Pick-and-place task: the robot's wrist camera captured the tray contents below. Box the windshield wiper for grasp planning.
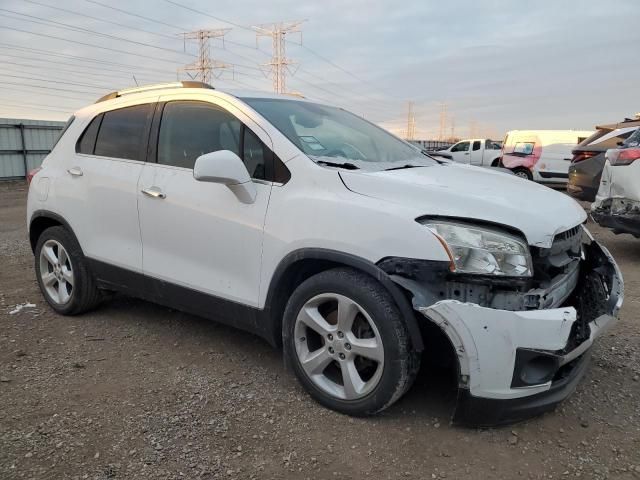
[316,160,360,170]
[384,164,425,171]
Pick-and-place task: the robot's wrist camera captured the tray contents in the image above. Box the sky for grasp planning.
[0,0,638,139]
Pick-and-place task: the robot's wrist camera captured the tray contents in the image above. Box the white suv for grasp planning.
[27,82,623,426]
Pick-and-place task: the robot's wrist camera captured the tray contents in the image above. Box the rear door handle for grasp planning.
[67,167,83,177]
[141,186,166,199]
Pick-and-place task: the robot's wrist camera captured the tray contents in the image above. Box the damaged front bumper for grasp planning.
[591,197,640,237]
[386,237,623,427]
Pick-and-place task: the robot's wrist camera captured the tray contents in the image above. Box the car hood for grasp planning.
[340,164,586,248]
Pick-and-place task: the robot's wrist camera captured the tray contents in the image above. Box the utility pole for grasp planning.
[181,29,230,84]
[437,103,447,141]
[405,101,416,141]
[450,116,455,141]
[254,21,304,93]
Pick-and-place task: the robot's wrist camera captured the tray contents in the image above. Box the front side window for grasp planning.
[157,101,241,169]
[451,141,470,152]
[94,104,152,161]
[242,98,435,171]
[243,128,267,179]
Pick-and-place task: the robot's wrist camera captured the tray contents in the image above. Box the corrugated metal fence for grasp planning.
[0,118,66,179]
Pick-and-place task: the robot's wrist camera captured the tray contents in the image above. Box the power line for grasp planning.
[162,0,255,32]
[0,86,99,102]
[85,0,190,31]
[1,101,74,114]
[0,25,186,65]
[296,43,401,100]
[19,0,180,41]
[0,53,167,80]
[0,43,176,75]
[0,9,195,58]
[0,81,100,96]
[0,73,112,91]
[0,61,162,88]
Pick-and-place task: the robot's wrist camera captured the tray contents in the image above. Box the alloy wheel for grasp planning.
[39,239,74,304]
[294,293,384,400]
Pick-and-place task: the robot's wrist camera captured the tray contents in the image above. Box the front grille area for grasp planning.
[532,225,594,350]
[532,225,582,284]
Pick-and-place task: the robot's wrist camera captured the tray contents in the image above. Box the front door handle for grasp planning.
[67,167,83,177]
[141,186,166,199]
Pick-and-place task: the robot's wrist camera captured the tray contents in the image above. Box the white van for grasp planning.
[501,130,592,182]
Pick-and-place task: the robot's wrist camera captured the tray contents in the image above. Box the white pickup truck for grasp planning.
[438,138,502,167]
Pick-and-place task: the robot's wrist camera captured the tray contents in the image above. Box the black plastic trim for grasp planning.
[539,171,569,179]
[86,259,271,343]
[453,352,591,427]
[29,210,79,253]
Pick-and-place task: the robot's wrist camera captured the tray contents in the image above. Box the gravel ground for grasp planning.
[1,180,639,480]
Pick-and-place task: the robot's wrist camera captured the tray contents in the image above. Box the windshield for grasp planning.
[242,98,436,171]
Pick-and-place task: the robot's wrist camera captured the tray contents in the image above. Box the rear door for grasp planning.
[469,140,483,166]
[62,101,155,272]
[137,96,273,307]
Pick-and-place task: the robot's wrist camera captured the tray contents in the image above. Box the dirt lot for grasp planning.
[1,181,639,480]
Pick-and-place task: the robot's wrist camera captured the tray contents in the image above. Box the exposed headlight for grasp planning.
[422,220,533,277]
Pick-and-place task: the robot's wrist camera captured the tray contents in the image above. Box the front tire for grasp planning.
[34,226,102,315]
[283,268,420,416]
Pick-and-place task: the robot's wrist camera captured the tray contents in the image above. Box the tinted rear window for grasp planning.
[94,104,153,160]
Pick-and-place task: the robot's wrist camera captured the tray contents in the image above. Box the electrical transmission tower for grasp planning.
[405,101,416,140]
[181,29,230,85]
[254,21,304,93]
[437,103,448,141]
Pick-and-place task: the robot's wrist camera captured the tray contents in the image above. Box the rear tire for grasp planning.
[513,167,533,180]
[283,267,420,416]
[34,226,102,315]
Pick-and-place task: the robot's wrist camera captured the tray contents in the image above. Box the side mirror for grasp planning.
[193,150,257,204]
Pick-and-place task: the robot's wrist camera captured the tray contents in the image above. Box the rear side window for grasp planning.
[94,104,153,160]
[472,140,481,151]
[76,114,102,154]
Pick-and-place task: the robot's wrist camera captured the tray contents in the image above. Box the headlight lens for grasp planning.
[422,220,533,277]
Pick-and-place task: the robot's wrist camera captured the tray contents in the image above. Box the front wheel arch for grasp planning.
[263,249,425,352]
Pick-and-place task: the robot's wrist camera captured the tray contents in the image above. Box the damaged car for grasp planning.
[592,127,640,237]
[27,82,623,427]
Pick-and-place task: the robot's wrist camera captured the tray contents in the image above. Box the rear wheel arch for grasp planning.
[29,211,80,253]
[263,249,424,351]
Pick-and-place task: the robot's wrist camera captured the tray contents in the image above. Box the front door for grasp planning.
[137,98,273,308]
[449,141,470,163]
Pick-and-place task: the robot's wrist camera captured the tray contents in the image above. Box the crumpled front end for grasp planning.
[380,227,623,427]
[592,159,640,237]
